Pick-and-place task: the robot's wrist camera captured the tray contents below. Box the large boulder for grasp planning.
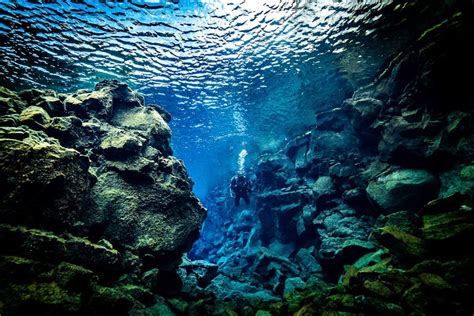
[85,169,205,269]
[306,130,359,163]
[0,128,92,230]
[110,106,171,156]
[378,116,454,168]
[366,169,439,213]
[0,80,206,279]
[343,97,383,131]
[19,106,51,130]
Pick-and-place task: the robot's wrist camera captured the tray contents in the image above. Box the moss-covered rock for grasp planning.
[3,282,82,314]
[324,293,404,315]
[362,280,394,298]
[374,210,422,236]
[34,95,66,116]
[0,224,121,276]
[19,105,51,130]
[100,130,143,159]
[110,106,171,155]
[1,81,206,291]
[371,226,426,259]
[421,194,474,254]
[460,165,474,180]
[294,304,319,316]
[46,115,83,144]
[0,133,92,229]
[64,90,113,119]
[0,86,26,115]
[0,256,95,315]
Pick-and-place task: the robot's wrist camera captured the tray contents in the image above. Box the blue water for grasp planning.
[0,0,443,199]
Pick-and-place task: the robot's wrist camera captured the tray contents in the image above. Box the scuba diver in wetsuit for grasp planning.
[230,172,252,207]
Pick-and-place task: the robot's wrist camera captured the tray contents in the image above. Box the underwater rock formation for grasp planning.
[0,80,206,314]
[1,3,474,315]
[188,8,474,315]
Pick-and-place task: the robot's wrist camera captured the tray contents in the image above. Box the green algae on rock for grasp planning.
[0,80,206,314]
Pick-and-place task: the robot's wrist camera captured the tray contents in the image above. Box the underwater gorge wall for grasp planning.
[0,80,206,314]
[188,10,474,315]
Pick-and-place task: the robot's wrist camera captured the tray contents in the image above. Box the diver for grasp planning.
[230,172,252,207]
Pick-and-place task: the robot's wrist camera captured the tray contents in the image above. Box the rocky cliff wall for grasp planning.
[187,10,474,315]
[0,80,206,314]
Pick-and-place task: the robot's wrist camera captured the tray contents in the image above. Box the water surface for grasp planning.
[0,0,448,197]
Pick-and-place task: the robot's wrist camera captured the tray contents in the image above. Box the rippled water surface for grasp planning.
[0,0,449,197]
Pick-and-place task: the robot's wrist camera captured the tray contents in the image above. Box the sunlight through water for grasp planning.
[0,0,437,198]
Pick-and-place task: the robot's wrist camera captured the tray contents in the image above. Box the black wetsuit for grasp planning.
[230,175,251,207]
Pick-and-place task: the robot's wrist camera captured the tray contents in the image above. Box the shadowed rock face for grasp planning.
[0,80,206,313]
[186,8,474,315]
[1,80,206,265]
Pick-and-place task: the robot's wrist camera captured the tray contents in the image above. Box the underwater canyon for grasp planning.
[1,0,474,315]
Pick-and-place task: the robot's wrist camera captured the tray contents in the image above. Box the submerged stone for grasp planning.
[100,130,144,159]
[0,81,206,311]
[0,224,121,276]
[343,97,383,130]
[371,226,426,259]
[423,209,474,243]
[111,106,171,156]
[0,134,92,229]
[366,169,439,213]
[34,95,66,116]
[283,277,306,296]
[19,105,51,130]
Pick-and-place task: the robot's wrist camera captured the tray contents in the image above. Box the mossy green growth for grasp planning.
[340,257,394,288]
[325,294,356,310]
[283,276,329,314]
[19,106,51,129]
[100,131,143,158]
[422,208,474,241]
[41,261,96,290]
[0,86,18,99]
[168,298,189,313]
[363,280,394,298]
[224,309,239,316]
[418,273,451,290]
[0,255,36,267]
[294,304,319,316]
[0,87,25,115]
[0,255,53,282]
[460,165,474,180]
[371,226,426,257]
[7,282,81,313]
[352,249,387,269]
[418,11,462,42]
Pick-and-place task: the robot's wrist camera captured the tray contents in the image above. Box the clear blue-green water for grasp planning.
[0,0,442,198]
